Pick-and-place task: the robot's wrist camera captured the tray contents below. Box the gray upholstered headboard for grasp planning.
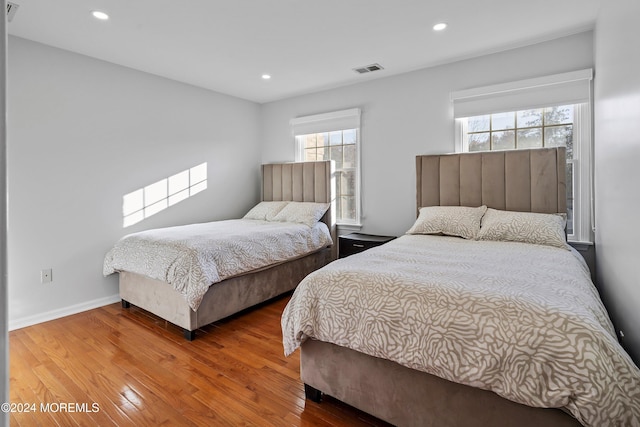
[416,147,566,214]
[262,161,333,204]
[261,161,336,252]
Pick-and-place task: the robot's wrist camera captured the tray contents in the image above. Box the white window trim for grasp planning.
[291,108,362,226]
[291,108,361,137]
[451,69,593,118]
[572,103,594,244]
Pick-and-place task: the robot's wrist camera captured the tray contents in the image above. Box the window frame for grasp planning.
[451,70,594,244]
[291,108,362,226]
[455,103,593,243]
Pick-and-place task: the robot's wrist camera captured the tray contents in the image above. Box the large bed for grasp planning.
[282,148,640,427]
[104,161,336,340]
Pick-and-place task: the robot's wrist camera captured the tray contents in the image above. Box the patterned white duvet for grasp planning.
[104,219,332,311]
[282,235,640,427]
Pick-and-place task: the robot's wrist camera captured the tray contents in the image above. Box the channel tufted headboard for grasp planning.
[416,147,566,215]
[261,160,336,255]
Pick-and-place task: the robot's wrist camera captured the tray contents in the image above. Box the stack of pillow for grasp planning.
[243,201,330,228]
[406,205,568,249]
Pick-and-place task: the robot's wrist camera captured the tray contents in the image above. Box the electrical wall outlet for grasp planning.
[41,268,52,283]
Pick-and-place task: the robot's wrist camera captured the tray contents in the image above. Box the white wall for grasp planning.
[594,1,640,363]
[261,32,594,237]
[7,37,262,327]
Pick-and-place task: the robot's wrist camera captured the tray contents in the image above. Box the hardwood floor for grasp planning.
[9,294,392,426]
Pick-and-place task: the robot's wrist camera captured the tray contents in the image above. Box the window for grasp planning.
[292,108,361,224]
[465,105,574,153]
[452,70,593,243]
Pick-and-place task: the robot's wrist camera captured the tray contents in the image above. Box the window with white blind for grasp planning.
[452,70,593,243]
[291,108,361,225]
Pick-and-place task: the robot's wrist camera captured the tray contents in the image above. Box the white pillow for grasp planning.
[406,205,487,240]
[271,202,330,227]
[243,201,289,221]
[477,208,568,249]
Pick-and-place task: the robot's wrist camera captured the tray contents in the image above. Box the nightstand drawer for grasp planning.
[339,233,395,258]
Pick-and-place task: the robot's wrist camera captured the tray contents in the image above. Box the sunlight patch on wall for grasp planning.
[123,163,207,227]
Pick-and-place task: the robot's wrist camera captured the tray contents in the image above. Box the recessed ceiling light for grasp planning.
[433,22,447,31]
[92,10,109,20]
[261,74,272,80]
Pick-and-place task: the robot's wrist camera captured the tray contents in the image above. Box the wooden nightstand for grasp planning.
[339,233,396,258]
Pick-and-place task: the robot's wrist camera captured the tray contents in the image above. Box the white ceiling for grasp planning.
[7,0,601,104]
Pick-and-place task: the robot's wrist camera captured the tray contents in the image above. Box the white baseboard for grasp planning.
[9,294,121,331]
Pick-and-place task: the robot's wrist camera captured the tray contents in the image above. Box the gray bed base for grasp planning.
[301,340,580,427]
[120,248,331,340]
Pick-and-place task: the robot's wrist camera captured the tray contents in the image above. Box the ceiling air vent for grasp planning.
[353,63,384,74]
[7,2,19,22]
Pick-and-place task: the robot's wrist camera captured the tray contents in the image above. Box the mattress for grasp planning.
[282,234,640,427]
[104,219,332,310]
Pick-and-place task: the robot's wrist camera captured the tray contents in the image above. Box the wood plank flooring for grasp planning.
[9,294,392,426]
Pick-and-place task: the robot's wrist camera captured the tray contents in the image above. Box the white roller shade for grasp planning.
[291,108,361,136]
[452,69,593,118]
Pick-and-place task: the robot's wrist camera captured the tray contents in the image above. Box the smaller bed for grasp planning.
[104,161,336,340]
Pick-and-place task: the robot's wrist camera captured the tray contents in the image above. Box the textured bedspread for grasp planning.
[282,235,640,427]
[104,219,332,310]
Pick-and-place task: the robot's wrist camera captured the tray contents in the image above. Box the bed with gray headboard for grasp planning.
[105,161,336,340]
[282,148,640,427]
